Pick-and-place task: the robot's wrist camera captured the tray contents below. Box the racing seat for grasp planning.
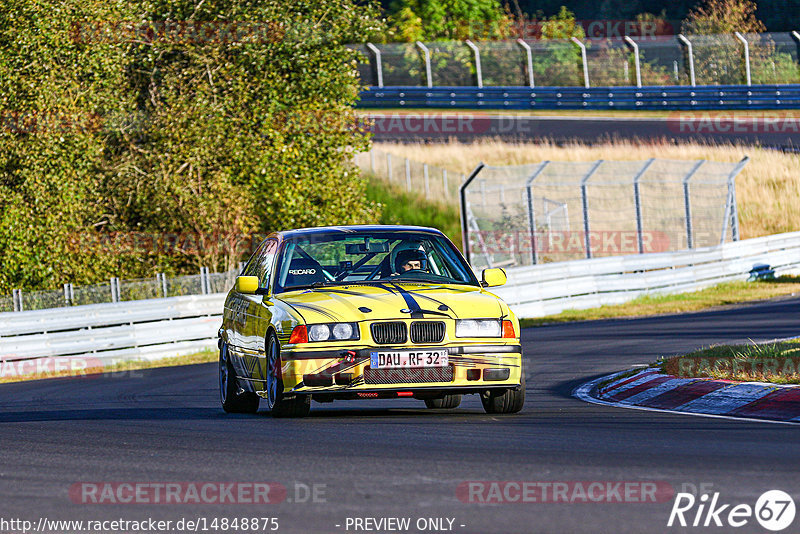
[284,257,325,287]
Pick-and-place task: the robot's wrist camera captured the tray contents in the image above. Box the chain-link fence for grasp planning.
[461,158,748,269]
[1,268,238,313]
[355,148,466,201]
[357,32,800,88]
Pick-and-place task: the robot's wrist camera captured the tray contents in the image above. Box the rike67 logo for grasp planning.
[668,490,796,531]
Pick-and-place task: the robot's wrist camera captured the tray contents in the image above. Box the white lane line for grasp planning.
[619,378,696,405]
[573,372,800,427]
[675,383,777,414]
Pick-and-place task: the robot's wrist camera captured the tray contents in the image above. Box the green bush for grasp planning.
[0,0,384,292]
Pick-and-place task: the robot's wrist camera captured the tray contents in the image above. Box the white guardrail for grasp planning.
[0,294,225,373]
[1,231,799,374]
[493,231,800,318]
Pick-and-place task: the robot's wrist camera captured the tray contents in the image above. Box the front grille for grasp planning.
[410,321,445,344]
[363,365,454,384]
[371,322,407,344]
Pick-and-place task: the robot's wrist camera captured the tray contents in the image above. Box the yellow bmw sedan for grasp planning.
[218,225,524,417]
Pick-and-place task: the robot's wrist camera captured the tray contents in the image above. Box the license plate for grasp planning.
[369,350,449,369]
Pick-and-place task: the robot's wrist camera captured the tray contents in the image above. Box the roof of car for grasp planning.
[274,225,445,240]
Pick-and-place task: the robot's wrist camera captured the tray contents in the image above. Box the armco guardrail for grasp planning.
[358,85,800,110]
[2,232,798,371]
[0,294,225,371]
[492,231,800,318]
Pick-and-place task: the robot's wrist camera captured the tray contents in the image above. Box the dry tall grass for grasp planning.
[374,140,800,239]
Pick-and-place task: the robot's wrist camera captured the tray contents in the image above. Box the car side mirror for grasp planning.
[236,275,259,294]
[481,268,507,288]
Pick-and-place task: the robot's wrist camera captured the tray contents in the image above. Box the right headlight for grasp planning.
[455,319,501,338]
[307,322,360,342]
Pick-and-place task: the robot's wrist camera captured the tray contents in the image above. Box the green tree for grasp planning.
[683,0,797,84]
[0,0,384,292]
[386,0,513,42]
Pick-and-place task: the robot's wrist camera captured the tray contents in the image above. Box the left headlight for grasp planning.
[455,319,501,338]
[307,322,360,342]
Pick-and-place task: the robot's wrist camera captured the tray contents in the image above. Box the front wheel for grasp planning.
[424,394,462,409]
[266,333,310,418]
[219,342,260,414]
[481,374,525,414]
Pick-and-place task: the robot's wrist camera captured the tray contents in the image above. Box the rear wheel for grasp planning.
[219,342,260,414]
[481,374,525,414]
[266,333,310,418]
[424,394,462,409]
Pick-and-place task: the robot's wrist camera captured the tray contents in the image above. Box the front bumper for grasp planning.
[280,343,523,395]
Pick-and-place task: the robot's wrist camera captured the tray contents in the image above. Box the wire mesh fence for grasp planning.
[2,268,239,313]
[462,158,747,269]
[359,32,800,88]
[355,148,467,201]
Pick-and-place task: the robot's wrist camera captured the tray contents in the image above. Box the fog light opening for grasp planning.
[483,368,510,381]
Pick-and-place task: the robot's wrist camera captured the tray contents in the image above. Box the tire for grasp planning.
[219,342,260,414]
[480,373,525,414]
[424,394,462,409]
[266,332,310,418]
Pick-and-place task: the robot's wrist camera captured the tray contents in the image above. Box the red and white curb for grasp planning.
[573,367,800,426]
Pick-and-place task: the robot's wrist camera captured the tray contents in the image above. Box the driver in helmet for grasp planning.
[394,248,427,274]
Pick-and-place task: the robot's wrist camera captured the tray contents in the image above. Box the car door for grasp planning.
[239,238,279,390]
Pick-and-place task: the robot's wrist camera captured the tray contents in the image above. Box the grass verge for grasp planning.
[365,175,462,248]
[0,349,217,384]
[659,339,800,384]
[519,276,800,327]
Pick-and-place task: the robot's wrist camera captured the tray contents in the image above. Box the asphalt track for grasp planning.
[1,296,799,534]
[368,113,800,147]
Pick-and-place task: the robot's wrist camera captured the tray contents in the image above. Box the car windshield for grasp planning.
[273,231,479,292]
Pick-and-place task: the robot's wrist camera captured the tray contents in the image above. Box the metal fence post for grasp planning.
[404,158,411,191]
[459,163,486,265]
[581,160,604,259]
[365,43,384,88]
[525,161,550,265]
[682,160,705,249]
[157,273,168,298]
[516,39,535,87]
[387,153,393,181]
[720,156,749,243]
[571,37,590,88]
[677,34,696,86]
[734,32,752,86]
[423,163,430,197]
[12,289,22,312]
[465,40,483,88]
[632,159,655,253]
[624,36,642,88]
[415,41,433,88]
[200,267,211,295]
[369,149,375,172]
[110,277,120,303]
[792,31,800,54]
[63,283,74,306]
